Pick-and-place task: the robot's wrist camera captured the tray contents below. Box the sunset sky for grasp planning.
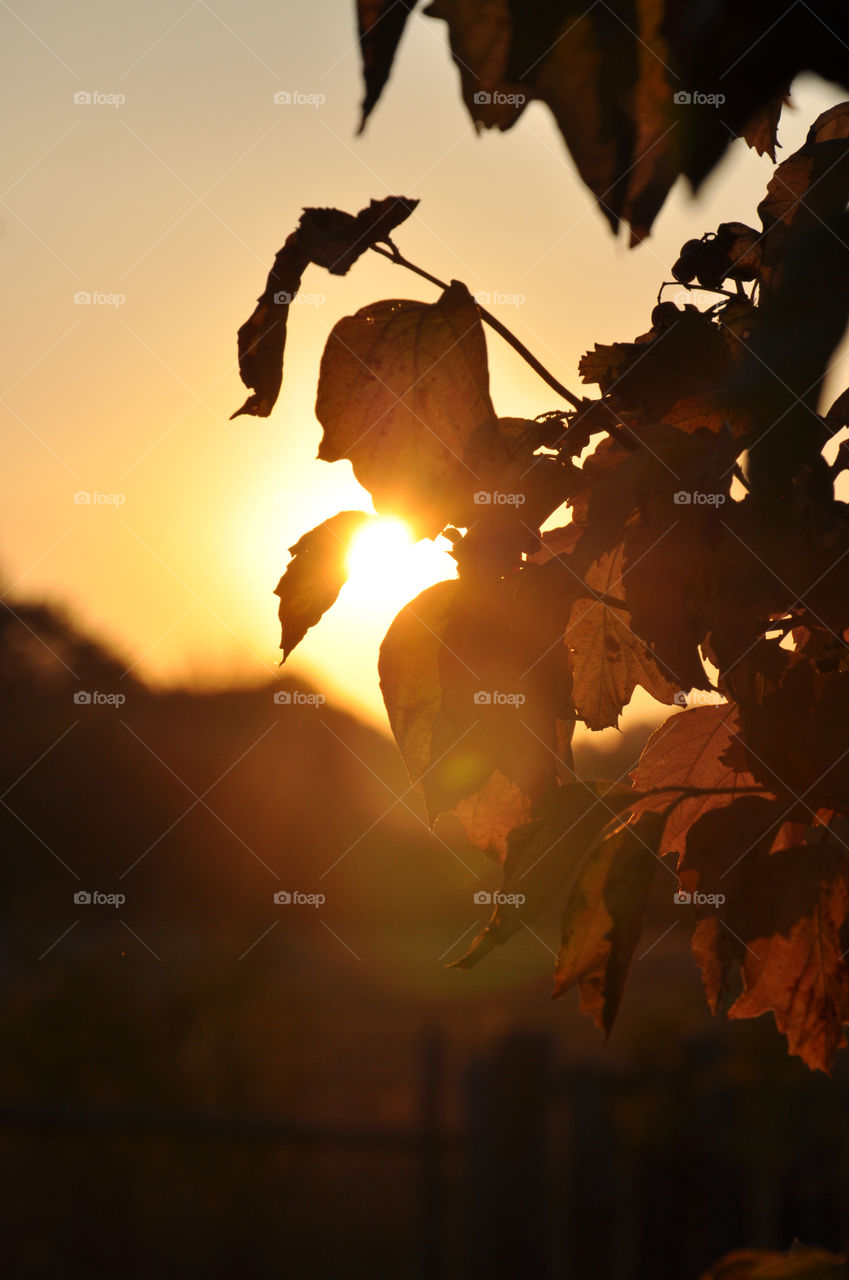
[3,0,847,726]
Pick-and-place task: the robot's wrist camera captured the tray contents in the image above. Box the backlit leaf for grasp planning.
[379,569,573,857]
[566,544,681,730]
[274,510,375,658]
[316,281,499,536]
[630,704,768,861]
[682,802,849,1072]
[451,780,637,969]
[553,810,663,1035]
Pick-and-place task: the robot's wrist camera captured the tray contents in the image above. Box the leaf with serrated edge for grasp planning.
[630,704,769,861]
[567,544,680,729]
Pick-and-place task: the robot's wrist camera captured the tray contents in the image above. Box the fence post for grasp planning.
[419,1031,445,1280]
[464,1030,552,1278]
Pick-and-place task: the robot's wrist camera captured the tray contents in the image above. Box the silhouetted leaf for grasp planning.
[274,510,374,658]
[737,660,849,812]
[380,580,542,855]
[680,796,797,1014]
[451,780,637,969]
[758,103,849,299]
[233,197,418,418]
[356,0,419,130]
[378,579,458,781]
[232,233,310,419]
[379,568,574,857]
[317,281,499,536]
[741,88,787,161]
[297,196,419,274]
[682,801,849,1072]
[406,2,849,240]
[579,305,754,437]
[553,811,664,1035]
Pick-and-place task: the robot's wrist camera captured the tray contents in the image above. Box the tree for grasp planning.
[231,4,849,1073]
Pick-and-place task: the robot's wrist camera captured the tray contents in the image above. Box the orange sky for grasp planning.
[3,1,847,727]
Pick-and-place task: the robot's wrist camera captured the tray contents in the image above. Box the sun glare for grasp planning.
[344,518,456,612]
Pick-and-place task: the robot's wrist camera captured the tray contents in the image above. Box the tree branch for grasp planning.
[370,241,583,410]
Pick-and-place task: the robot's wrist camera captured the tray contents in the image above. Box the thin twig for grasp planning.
[370,242,583,410]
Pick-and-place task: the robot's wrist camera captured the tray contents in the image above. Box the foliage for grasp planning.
[234,96,849,1071]
[699,1245,846,1279]
[356,0,849,242]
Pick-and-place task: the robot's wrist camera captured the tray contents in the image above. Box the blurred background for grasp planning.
[3,2,849,1277]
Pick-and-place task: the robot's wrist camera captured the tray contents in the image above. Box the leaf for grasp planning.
[630,703,767,861]
[356,0,419,131]
[745,105,849,482]
[758,103,849,298]
[682,805,849,1073]
[700,1245,847,1280]
[232,197,418,419]
[451,781,637,969]
[380,581,540,856]
[575,421,735,563]
[379,568,574,857]
[296,196,419,274]
[378,578,457,779]
[316,281,500,536]
[562,421,738,696]
[740,88,787,161]
[274,510,374,658]
[737,660,849,812]
[566,544,681,730]
[680,796,797,1014]
[415,3,849,241]
[553,811,663,1035]
[826,386,849,433]
[232,233,310,419]
[578,306,752,436]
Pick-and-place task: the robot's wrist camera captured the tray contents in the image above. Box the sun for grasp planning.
[344,517,456,612]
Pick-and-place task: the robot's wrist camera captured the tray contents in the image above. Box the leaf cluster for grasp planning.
[235,104,849,1070]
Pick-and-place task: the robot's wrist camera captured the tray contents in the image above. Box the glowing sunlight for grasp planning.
[343,518,456,613]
